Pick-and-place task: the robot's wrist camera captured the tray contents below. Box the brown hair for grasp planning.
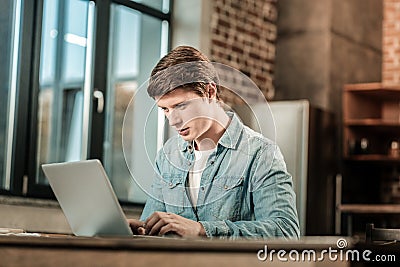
[147,46,220,99]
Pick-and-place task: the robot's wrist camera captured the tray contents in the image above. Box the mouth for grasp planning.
[178,127,190,136]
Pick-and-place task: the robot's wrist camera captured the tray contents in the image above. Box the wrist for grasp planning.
[198,222,206,236]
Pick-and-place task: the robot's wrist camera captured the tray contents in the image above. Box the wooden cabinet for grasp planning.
[339,82,400,235]
[343,82,400,160]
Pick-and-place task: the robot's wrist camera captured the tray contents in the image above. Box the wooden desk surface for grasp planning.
[0,234,352,251]
[0,235,353,267]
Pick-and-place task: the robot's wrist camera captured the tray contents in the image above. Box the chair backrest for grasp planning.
[235,100,310,235]
[366,223,400,243]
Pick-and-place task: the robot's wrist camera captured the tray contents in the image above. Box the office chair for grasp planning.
[366,223,400,243]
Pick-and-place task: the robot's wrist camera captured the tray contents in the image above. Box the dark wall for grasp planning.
[274,0,382,115]
[274,0,383,234]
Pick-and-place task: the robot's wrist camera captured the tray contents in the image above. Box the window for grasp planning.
[104,2,169,202]
[1,0,171,202]
[131,0,170,13]
[36,0,93,185]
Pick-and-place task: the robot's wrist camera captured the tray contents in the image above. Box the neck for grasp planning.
[194,110,230,151]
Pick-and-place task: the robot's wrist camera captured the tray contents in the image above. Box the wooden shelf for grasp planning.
[338,204,400,214]
[344,119,400,127]
[340,82,400,234]
[344,83,400,100]
[344,154,400,162]
[344,82,400,91]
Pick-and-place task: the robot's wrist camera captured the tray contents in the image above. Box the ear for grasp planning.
[206,82,217,99]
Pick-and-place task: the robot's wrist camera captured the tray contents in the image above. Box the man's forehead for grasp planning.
[156,89,200,103]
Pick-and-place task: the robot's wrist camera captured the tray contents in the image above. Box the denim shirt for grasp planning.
[140,112,300,238]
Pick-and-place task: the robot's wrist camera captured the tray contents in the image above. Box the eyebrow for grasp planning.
[157,100,188,110]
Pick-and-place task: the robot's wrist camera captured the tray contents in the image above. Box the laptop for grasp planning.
[42,159,134,237]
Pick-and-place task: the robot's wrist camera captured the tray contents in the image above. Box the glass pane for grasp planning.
[105,4,169,202]
[36,0,93,184]
[112,6,140,78]
[62,0,89,82]
[39,0,58,85]
[131,0,170,13]
[0,0,21,190]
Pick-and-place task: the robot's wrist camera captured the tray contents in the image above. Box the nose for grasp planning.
[166,109,182,128]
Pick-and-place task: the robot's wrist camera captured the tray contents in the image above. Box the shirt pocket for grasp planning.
[209,176,245,221]
[161,176,185,215]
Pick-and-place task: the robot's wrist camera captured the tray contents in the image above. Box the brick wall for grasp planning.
[383,0,400,85]
[210,0,277,103]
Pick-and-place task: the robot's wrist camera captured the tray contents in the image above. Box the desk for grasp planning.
[0,235,354,267]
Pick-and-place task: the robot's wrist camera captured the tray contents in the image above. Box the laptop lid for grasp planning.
[42,159,133,237]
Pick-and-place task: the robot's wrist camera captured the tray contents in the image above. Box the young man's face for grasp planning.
[156,88,214,142]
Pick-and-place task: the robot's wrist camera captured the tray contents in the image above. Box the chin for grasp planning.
[180,135,194,142]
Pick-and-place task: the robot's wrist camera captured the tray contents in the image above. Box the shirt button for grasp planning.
[201,187,205,191]
[169,182,172,186]
[224,185,228,190]
[187,162,191,166]
[210,161,215,165]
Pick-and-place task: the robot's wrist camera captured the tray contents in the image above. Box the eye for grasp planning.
[160,107,168,113]
[175,103,187,110]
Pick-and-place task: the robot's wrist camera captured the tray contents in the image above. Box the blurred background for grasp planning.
[0,0,399,238]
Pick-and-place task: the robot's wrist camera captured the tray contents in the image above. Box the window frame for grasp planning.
[4,0,172,200]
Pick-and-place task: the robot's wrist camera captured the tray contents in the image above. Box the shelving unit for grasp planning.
[337,82,400,235]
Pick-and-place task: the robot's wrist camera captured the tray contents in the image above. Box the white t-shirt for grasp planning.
[188,148,214,207]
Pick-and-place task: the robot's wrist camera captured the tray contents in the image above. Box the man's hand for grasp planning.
[144,211,206,237]
[127,219,146,235]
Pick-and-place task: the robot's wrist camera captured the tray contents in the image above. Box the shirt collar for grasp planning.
[179,112,243,152]
[218,112,243,149]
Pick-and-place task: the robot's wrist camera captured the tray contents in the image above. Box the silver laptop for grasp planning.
[42,159,134,237]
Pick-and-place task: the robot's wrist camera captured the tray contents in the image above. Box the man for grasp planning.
[128,46,300,238]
